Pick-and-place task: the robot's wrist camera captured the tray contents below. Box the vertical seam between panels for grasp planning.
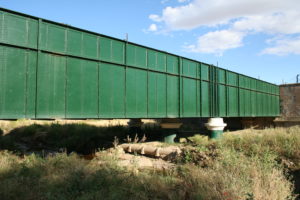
[65,56,68,118]
[1,12,4,42]
[146,49,149,118]
[124,41,127,118]
[165,55,167,118]
[196,63,198,117]
[199,63,202,117]
[24,50,28,117]
[26,18,29,48]
[97,36,100,118]
[64,28,68,118]
[237,75,240,117]
[35,19,41,119]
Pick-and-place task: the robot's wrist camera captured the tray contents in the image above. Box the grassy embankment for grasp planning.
[0,120,299,200]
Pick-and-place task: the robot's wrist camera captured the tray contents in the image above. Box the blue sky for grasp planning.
[1,0,299,84]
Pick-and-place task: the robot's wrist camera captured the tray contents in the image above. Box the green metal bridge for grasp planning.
[0,8,280,121]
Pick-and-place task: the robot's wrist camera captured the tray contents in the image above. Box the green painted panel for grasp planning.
[256,93,262,116]
[126,44,147,68]
[270,85,275,95]
[262,93,266,116]
[66,58,98,118]
[261,82,265,93]
[0,46,27,118]
[250,79,256,90]
[183,78,197,117]
[260,82,264,93]
[201,81,210,117]
[272,85,277,95]
[167,75,179,117]
[99,63,125,118]
[0,47,37,119]
[0,11,2,40]
[239,75,252,89]
[275,85,279,95]
[126,68,147,117]
[275,96,280,115]
[269,95,273,116]
[263,93,267,115]
[228,86,238,116]
[99,37,110,61]
[227,72,238,86]
[200,63,209,81]
[0,46,3,118]
[27,19,38,48]
[82,33,98,59]
[256,80,263,92]
[67,29,82,56]
[265,83,269,94]
[268,95,272,116]
[182,59,197,78]
[217,69,226,84]
[182,60,189,77]
[25,51,37,118]
[37,53,66,118]
[148,50,156,70]
[239,89,245,117]
[135,46,147,68]
[273,95,277,116]
[167,55,179,74]
[0,12,38,48]
[111,40,125,64]
[239,75,245,88]
[197,80,201,116]
[245,77,251,89]
[266,83,270,93]
[245,90,251,116]
[251,91,257,116]
[148,50,166,72]
[274,95,277,116]
[157,52,166,72]
[265,95,269,116]
[0,9,281,119]
[275,95,279,115]
[218,84,226,116]
[40,22,66,53]
[148,72,167,117]
[99,37,125,64]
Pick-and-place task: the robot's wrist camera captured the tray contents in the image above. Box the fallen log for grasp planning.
[119,143,181,159]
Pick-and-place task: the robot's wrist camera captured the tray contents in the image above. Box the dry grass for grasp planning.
[188,126,300,169]
[0,119,157,135]
[0,148,296,200]
[0,121,299,199]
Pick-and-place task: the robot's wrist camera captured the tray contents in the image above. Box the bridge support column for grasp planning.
[160,119,182,143]
[205,118,227,139]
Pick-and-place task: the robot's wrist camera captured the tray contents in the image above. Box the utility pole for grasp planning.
[297,74,300,83]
